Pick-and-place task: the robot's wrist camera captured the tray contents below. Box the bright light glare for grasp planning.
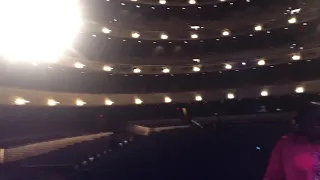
[14,98,30,105]
[261,90,268,97]
[48,99,59,106]
[135,98,143,104]
[227,93,235,99]
[295,86,304,93]
[195,95,202,101]
[76,99,86,106]
[0,0,82,63]
[105,99,114,106]
[164,97,172,103]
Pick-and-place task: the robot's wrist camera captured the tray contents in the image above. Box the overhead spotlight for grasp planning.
[131,32,140,38]
[121,2,125,5]
[159,0,166,4]
[14,98,30,105]
[135,98,143,104]
[160,34,168,40]
[260,90,268,97]
[257,59,266,66]
[254,25,263,31]
[189,0,196,4]
[295,86,304,93]
[191,33,198,39]
[288,17,297,24]
[105,99,114,106]
[102,27,111,34]
[133,68,141,73]
[162,67,170,73]
[103,65,113,72]
[222,30,230,36]
[131,0,137,1]
[0,0,83,63]
[242,62,246,65]
[47,99,59,106]
[292,54,301,60]
[220,0,226,1]
[136,5,140,8]
[225,64,232,69]
[76,99,86,106]
[164,97,172,103]
[227,93,235,99]
[74,62,85,69]
[195,95,203,101]
[193,66,201,72]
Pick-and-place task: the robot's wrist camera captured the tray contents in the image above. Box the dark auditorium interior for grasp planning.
[0,0,320,179]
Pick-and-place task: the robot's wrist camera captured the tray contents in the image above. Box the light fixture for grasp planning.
[257,59,266,66]
[162,67,170,73]
[195,95,203,101]
[254,25,263,31]
[193,66,201,72]
[242,62,246,65]
[76,99,86,106]
[227,93,235,99]
[131,32,140,38]
[164,97,172,103]
[220,0,226,1]
[133,68,141,73]
[193,59,200,63]
[159,0,166,4]
[260,90,269,97]
[14,98,30,105]
[191,33,198,39]
[295,86,304,93]
[103,65,113,72]
[189,0,196,4]
[0,0,82,63]
[292,54,301,60]
[136,5,140,8]
[47,99,59,106]
[225,64,232,69]
[160,34,168,40]
[288,17,297,24]
[102,27,111,34]
[105,99,114,106]
[135,98,143,104]
[190,26,200,30]
[222,30,230,36]
[74,62,85,69]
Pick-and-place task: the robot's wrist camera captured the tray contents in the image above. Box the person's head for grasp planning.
[296,101,320,141]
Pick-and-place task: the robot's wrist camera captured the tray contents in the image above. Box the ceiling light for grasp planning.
[131,0,137,1]
[189,0,196,4]
[136,5,140,8]
[195,95,202,101]
[164,97,172,103]
[103,65,113,71]
[242,62,246,65]
[190,26,200,30]
[260,90,268,97]
[48,99,59,106]
[225,64,232,69]
[0,0,82,63]
[290,8,301,14]
[193,66,201,72]
[220,0,226,1]
[131,32,140,38]
[257,59,266,66]
[191,34,198,39]
[254,25,263,31]
[135,98,143,104]
[193,59,200,63]
[133,68,141,73]
[76,99,86,106]
[288,17,297,24]
[121,3,125,5]
[222,30,230,36]
[159,0,166,4]
[227,93,235,99]
[105,99,114,106]
[295,86,304,93]
[292,55,301,60]
[160,34,168,40]
[14,98,30,105]
[74,62,85,69]
[102,27,111,34]
[162,68,170,73]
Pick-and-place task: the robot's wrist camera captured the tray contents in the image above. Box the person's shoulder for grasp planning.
[277,134,301,145]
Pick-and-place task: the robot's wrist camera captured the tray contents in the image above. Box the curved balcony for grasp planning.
[0,80,318,106]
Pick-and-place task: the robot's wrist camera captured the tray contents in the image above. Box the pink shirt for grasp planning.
[264,134,320,180]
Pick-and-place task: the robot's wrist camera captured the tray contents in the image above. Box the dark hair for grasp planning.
[295,101,320,126]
